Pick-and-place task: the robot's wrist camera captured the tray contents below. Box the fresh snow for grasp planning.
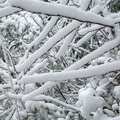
[16,2,104,72]
[1,0,120,120]
[56,29,77,58]
[66,36,120,70]
[20,60,120,84]
[0,6,21,18]
[76,88,105,120]
[72,31,97,47]
[8,0,115,27]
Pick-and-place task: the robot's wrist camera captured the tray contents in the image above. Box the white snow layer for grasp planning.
[78,25,103,35]
[17,21,81,72]
[66,36,120,70]
[22,82,57,101]
[20,60,120,84]
[56,0,92,58]
[72,31,97,47]
[32,95,81,112]
[114,86,120,100]
[76,88,104,120]
[16,3,105,72]
[20,33,120,101]
[0,6,21,18]
[56,29,77,58]
[7,0,114,27]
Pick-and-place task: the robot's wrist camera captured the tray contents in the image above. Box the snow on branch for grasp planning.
[72,31,97,47]
[19,36,120,101]
[20,60,120,84]
[110,12,120,18]
[22,82,57,101]
[26,59,48,75]
[0,6,21,18]
[18,1,69,64]
[16,4,106,72]
[16,21,80,72]
[7,0,115,27]
[27,0,69,49]
[56,29,77,58]
[78,25,104,35]
[55,0,91,59]
[32,95,81,112]
[66,36,120,70]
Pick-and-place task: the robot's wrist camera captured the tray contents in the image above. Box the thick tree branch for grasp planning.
[7,0,115,27]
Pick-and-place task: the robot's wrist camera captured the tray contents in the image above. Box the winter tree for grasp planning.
[0,0,120,120]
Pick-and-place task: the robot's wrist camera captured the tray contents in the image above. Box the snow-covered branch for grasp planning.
[7,0,114,27]
[1,0,120,119]
[0,6,21,18]
[66,36,120,70]
[20,60,120,84]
